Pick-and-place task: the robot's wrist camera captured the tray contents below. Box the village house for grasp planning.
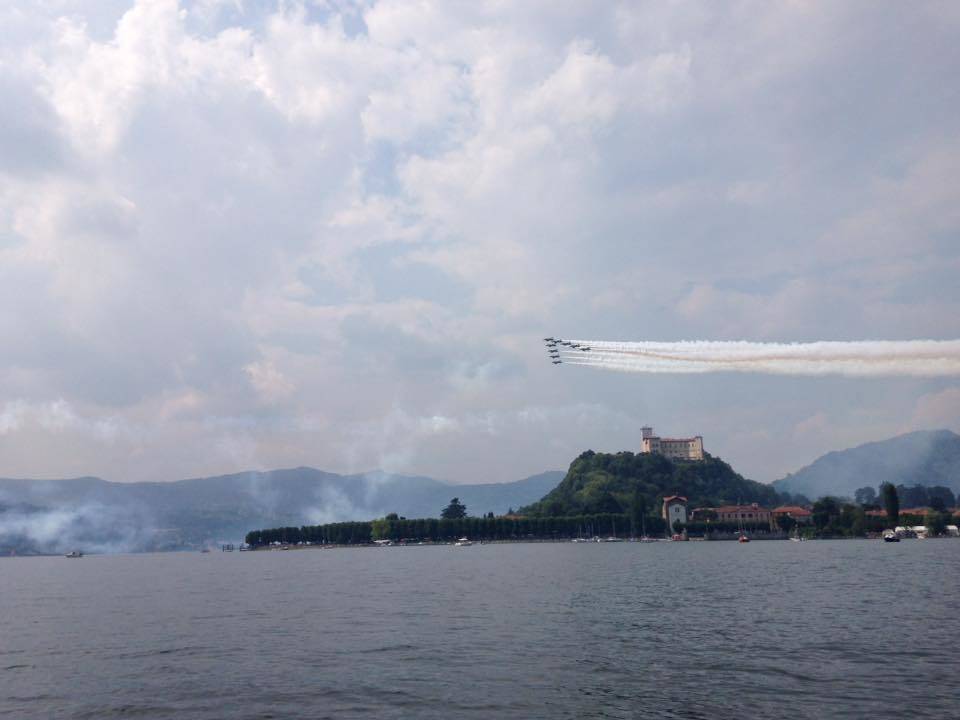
[662,496,688,528]
[771,505,813,525]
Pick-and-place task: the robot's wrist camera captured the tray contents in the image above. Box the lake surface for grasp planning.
[2,540,958,719]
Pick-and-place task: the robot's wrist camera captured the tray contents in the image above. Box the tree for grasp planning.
[925,510,947,537]
[881,482,899,525]
[854,486,877,506]
[775,514,797,533]
[812,496,840,530]
[851,506,867,537]
[441,497,467,519]
[929,496,946,513]
[629,487,648,535]
[928,486,956,509]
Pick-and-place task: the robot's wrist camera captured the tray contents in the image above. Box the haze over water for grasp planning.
[2,541,957,719]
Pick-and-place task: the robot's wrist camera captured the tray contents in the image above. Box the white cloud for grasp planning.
[244,359,294,403]
[0,0,956,485]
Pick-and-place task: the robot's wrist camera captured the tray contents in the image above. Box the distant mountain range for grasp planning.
[5,427,957,555]
[0,468,563,555]
[772,429,960,500]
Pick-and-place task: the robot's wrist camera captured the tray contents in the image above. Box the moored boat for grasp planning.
[65,550,83,558]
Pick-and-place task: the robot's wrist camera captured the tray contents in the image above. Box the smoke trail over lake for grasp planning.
[547,339,960,377]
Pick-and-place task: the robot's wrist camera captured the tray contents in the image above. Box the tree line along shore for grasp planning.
[243,507,956,548]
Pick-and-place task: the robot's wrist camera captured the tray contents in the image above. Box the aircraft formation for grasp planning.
[541,337,960,377]
[543,337,591,365]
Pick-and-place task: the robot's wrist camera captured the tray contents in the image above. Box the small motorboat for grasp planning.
[64,550,84,558]
[883,531,900,543]
[738,533,750,543]
[453,537,473,546]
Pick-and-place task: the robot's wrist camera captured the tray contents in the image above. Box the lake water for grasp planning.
[2,540,958,719]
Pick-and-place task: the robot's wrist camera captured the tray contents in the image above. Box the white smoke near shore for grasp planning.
[550,339,960,377]
[0,502,155,555]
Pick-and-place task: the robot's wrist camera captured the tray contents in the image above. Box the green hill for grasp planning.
[772,429,960,499]
[522,450,781,516]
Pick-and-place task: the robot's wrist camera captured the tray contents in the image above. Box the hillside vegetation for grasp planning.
[773,429,960,499]
[521,450,782,516]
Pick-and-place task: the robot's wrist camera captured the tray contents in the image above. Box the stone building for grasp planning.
[641,426,704,461]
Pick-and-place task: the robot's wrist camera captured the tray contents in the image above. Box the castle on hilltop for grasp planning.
[641,426,704,461]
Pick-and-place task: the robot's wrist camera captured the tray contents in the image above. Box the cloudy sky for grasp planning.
[1,0,958,485]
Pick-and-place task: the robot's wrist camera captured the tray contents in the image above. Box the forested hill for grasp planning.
[772,429,960,499]
[521,450,782,516]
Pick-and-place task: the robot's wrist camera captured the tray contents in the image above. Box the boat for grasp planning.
[637,515,658,542]
[64,550,83,558]
[453,537,473,546]
[736,501,750,542]
[571,537,591,543]
[883,531,900,543]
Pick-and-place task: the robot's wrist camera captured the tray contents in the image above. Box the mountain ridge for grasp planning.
[772,429,960,499]
[0,467,564,555]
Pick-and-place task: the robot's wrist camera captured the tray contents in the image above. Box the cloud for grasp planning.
[0,0,956,485]
[911,387,960,430]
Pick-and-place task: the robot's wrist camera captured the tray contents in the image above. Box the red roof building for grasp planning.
[772,505,813,524]
[714,503,773,528]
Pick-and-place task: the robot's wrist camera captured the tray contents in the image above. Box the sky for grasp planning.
[0,0,958,485]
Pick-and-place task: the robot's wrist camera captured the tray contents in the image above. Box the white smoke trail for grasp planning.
[548,339,960,377]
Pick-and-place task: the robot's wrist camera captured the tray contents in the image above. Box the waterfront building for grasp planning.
[714,503,773,529]
[662,496,688,528]
[641,426,704,460]
[771,505,813,525]
[868,507,950,519]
